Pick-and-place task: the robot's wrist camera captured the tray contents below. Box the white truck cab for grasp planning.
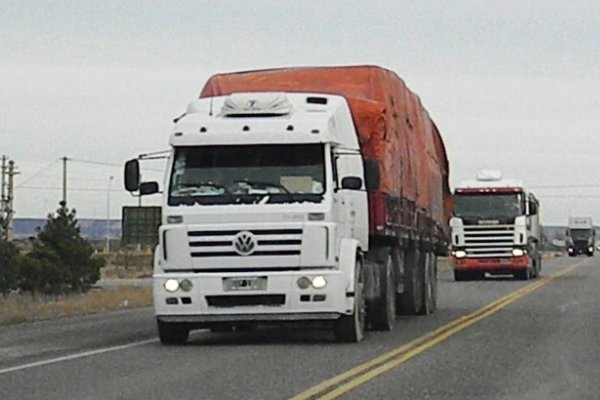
[126,92,373,343]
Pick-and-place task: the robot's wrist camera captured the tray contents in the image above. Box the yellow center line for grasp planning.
[290,261,587,400]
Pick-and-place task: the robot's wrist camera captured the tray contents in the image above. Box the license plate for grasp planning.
[500,258,510,264]
[223,277,267,291]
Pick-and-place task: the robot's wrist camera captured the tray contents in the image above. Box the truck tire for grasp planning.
[399,248,424,315]
[418,252,437,315]
[209,323,234,333]
[335,259,366,343]
[532,255,541,278]
[157,320,189,345]
[454,270,468,281]
[394,248,405,316]
[514,267,531,281]
[368,248,396,331]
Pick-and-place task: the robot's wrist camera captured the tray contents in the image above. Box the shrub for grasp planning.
[0,238,19,295]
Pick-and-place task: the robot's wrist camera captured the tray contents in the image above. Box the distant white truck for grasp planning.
[566,217,595,257]
[450,171,542,280]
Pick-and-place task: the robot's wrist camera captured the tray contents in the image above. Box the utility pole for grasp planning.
[6,160,18,241]
[0,155,6,240]
[0,156,18,241]
[61,156,68,209]
[106,175,114,254]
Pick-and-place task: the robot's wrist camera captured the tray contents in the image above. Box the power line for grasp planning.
[18,185,125,193]
[531,184,600,189]
[538,195,600,199]
[16,159,60,188]
[69,158,123,168]
[69,157,164,172]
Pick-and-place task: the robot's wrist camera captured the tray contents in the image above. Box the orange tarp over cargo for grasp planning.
[200,65,450,226]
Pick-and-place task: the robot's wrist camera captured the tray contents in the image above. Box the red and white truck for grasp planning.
[125,66,451,344]
[450,171,541,281]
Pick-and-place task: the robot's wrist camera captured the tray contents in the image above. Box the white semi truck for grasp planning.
[450,171,542,280]
[566,217,595,256]
[124,66,451,344]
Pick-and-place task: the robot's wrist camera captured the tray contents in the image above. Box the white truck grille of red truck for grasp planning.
[463,225,515,257]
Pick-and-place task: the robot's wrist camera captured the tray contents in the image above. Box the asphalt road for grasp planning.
[1,255,598,400]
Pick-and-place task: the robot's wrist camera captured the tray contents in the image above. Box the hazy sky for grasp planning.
[1,1,599,225]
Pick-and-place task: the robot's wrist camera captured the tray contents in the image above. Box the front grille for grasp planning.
[463,225,515,257]
[188,228,302,258]
[206,294,286,307]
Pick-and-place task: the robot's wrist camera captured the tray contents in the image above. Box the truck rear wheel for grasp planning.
[157,320,189,345]
[335,259,366,343]
[418,252,437,315]
[399,248,424,315]
[368,248,396,331]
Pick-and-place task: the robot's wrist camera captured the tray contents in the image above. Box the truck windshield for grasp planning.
[569,229,593,240]
[453,193,523,219]
[168,144,326,206]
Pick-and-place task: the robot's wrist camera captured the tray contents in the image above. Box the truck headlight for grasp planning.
[512,248,525,257]
[164,279,179,292]
[589,246,594,252]
[453,250,467,259]
[311,276,327,289]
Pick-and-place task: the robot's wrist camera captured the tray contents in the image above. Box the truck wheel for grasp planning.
[368,248,396,331]
[418,252,436,315]
[532,256,541,278]
[209,323,234,333]
[335,259,366,343]
[157,320,189,345]
[454,270,467,281]
[514,268,531,281]
[394,248,405,316]
[399,248,424,315]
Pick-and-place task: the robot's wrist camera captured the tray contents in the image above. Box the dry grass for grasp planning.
[0,287,152,325]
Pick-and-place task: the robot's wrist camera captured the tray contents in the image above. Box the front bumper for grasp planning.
[153,269,352,323]
[451,255,530,272]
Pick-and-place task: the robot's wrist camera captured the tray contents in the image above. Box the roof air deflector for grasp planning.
[221,92,292,117]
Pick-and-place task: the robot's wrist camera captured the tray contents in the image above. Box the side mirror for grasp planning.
[341,176,363,190]
[364,159,380,191]
[528,202,538,215]
[124,159,140,192]
[139,181,159,195]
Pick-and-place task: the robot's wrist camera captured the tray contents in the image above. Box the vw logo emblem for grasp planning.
[233,231,256,256]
